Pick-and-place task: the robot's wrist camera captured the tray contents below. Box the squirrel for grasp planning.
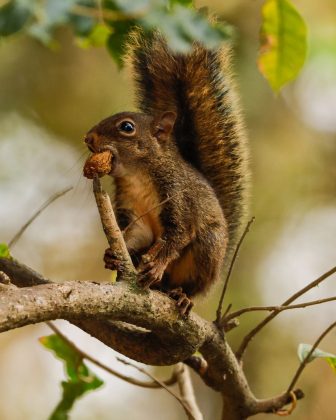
[84,31,249,315]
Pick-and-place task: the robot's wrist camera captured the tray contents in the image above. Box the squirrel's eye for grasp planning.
[118,121,135,134]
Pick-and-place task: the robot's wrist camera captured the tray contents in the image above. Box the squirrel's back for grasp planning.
[127,32,249,255]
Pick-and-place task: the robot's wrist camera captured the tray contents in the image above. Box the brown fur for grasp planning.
[85,32,249,303]
[85,111,227,298]
[128,32,249,258]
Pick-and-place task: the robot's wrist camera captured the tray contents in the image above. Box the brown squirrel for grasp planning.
[84,32,249,314]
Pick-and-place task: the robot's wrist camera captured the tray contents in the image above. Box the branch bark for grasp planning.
[0,256,303,419]
[236,266,336,360]
[223,296,336,324]
[175,363,203,420]
[0,179,309,419]
[47,321,177,389]
[93,176,135,279]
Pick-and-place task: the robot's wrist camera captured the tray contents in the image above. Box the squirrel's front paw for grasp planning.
[103,248,125,272]
[137,261,165,289]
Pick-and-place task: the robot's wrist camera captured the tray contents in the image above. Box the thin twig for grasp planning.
[223,296,336,324]
[46,322,177,389]
[236,266,336,360]
[8,186,73,248]
[71,4,146,22]
[287,321,336,392]
[174,363,203,420]
[117,357,196,419]
[92,176,135,278]
[274,391,297,416]
[123,189,187,235]
[215,217,255,325]
[96,0,104,23]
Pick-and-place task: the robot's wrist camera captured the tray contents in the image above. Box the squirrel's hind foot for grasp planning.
[168,287,194,316]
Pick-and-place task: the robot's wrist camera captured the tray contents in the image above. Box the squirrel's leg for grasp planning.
[137,238,176,289]
[166,227,227,313]
[137,229,194,289]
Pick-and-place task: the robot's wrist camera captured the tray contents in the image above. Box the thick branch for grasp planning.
[0,258,194,365]
[0,257,305,418]
[0,276,206,362]
[47,322,177,389]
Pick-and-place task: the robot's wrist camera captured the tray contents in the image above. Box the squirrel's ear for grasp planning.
[153,111,176,142]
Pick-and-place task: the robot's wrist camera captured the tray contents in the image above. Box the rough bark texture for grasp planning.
[0,173,304,420]
[0,257,303,419]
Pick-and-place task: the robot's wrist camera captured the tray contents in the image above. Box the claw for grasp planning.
[103,248,124,271]
[168,288,193,316]
[137,262,165,289]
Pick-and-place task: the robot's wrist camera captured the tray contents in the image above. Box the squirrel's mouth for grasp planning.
[83,146,120,179]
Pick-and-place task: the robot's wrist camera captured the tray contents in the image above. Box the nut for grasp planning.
[83,151,113,179]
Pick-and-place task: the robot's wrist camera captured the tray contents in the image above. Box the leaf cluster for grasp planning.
[0,0,230,66]
[40,334,103,420]
[0,0,309,92]
[298,343,336,373]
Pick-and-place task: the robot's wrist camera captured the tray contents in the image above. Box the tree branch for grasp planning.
[0,175,310,419]
[174,363,203,420]
[93,176,136,279]
[117,358,196,419]
[0,276,208,358]
[9,186,73,248]
[215,217,255,326]
[0,256,304,418]
[71,3,146,22]
[47,322,177,389]
[222,296,336,324]
[236,266,336,360]
[0,257,193,365]
[287,321,336,393]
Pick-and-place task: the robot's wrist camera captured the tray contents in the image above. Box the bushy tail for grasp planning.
[127,32,249,253]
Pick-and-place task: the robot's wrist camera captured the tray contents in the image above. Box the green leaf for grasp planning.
[169,0,193,7]
[50,378,103,420]
[0,0,32,37]
[258,0,307,93]
[326,357,336,372]
[44,0,78,25]
[28,0,77,46]
[70,14,95,37]
[104,0,154,15]
[104,0,230,57]
[76,24,111,49]
[298,343,336,373]
[69,0,96,37]
[29,0,95,46]
[40,334,104,420]
[106,20,136,67]
[141,4,230,53]
[0,243,11,259]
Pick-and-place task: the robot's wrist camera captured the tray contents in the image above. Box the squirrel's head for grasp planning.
[84,111,176,176]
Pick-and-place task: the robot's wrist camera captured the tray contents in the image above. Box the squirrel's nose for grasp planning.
[84,133,98,152]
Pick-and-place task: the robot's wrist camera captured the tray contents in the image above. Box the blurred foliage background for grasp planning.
[0,0,336,419]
